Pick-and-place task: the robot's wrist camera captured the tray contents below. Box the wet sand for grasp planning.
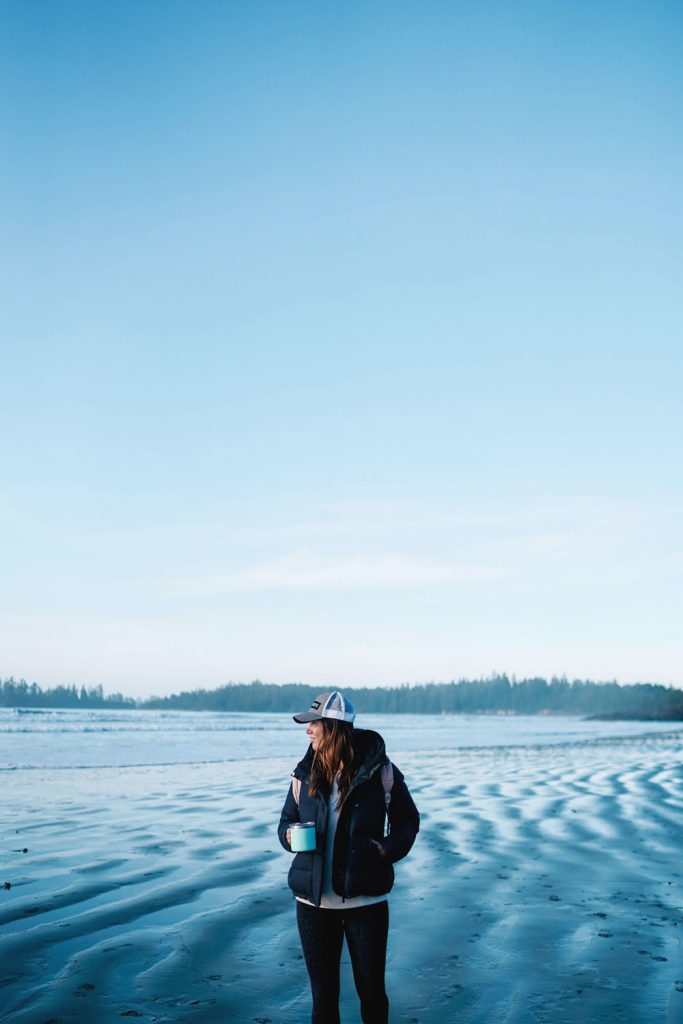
[3,732,683,1023]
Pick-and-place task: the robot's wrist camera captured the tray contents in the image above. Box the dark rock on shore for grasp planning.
[587,707,683,721]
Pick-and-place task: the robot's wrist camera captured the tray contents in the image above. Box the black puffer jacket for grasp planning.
[277,729,419,907]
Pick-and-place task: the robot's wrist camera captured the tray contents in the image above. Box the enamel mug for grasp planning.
[290,822,316,852]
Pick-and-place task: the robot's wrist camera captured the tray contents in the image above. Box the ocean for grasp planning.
[2,706,682,769]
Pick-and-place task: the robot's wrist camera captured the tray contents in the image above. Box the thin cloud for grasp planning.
[176,552,508,594]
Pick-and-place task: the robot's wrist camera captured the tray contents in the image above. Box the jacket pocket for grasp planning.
[288,851,315,897]
[345,838,394,897]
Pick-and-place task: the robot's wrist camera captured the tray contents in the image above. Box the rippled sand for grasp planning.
[3,731,683,1023]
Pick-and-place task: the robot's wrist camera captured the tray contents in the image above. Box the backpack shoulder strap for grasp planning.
[380,762,394,807]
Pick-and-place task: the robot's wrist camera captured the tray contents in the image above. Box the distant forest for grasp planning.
[2,675,683,718]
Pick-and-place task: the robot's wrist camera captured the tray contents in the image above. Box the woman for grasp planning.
[278,691,419,1024]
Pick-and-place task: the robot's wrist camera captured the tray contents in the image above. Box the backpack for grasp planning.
[291,762,394,808]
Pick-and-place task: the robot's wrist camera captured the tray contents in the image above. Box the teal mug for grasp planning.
[290,822,316,852]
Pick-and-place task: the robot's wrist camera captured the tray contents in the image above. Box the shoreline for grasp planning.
[4,738,683,1022]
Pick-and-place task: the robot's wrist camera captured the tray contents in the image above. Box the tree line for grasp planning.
[0,678,135,709]
[1,675,682,717]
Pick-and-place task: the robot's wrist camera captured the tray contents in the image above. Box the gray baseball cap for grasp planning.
[293,691,356,724]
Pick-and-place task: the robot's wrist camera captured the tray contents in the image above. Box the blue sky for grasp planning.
[2,1,682,697]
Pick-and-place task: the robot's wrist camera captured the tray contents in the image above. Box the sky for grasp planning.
[2,0,682,698]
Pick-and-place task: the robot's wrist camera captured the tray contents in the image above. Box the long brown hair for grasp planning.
[308,719,358,808]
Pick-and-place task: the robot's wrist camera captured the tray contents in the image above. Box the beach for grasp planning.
[3,714,683,1023]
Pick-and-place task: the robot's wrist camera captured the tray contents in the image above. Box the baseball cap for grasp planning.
[292,691,356,724]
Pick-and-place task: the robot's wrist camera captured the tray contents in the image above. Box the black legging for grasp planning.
[296,899,389,1024]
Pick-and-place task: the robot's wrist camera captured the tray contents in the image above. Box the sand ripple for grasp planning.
[3,735,683,1023]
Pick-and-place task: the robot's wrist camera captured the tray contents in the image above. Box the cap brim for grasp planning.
[292,711,323,723]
